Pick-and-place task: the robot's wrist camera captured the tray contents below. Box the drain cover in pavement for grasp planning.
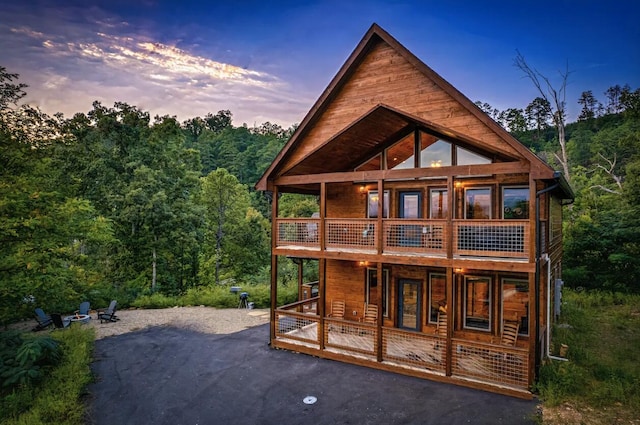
[303,396,317,405]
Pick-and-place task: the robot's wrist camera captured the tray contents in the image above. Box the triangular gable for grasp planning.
[256,24,555,190]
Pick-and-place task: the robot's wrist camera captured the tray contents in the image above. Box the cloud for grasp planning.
[3,6,311,127]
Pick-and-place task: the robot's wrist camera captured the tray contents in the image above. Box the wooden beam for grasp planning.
[270,187,279,343]
[274,161,530,186]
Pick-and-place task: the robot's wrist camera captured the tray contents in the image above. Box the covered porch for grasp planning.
[272,298,531,397]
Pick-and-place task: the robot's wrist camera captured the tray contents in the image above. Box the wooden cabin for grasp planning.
[256,24,573,398]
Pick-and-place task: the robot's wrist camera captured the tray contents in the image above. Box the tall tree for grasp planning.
[514,51,572,181]
[577,90,602,121]
[604,84,627,114]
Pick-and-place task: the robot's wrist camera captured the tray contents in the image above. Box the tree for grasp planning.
[604,84,628,114]
[474,101,501,121]
[525,97,552,134]
[199,168,251,285]
[577,90,602,121]
[514,51,572,181]
[204,110,232,133]
[498,108,527,133]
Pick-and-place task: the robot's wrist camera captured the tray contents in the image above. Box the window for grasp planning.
[386,134,415,170]
[501,278,529,336]
[399,191,421,218]
[428,273,446,324]
[502,187,529,219]
[355,153,381,171]
[420,136,452,168]
[367,190,389,218]
[456,146,491,165]
[464,276,491,331]
[464,187,492,219]
[429,189,448,219]
[366,268,390,318]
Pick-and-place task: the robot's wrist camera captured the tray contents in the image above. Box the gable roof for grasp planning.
[256,23,557,191]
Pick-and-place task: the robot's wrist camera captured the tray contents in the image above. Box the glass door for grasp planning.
[399,191,422,247]
[398,279,421,331]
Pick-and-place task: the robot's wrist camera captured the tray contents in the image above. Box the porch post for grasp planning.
[270,186,279,343]
[445,267,454,376]
[319,182,327,349]
[446,176,454,258]
[377,179,384,254]
[376,263,383,362]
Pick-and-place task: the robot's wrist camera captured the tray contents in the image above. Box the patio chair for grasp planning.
[500,320,520,346]
[327,300,345,319]
[434,312,447,350]
[33,308,53,331]
[97,300,119,323]
[76,301,91,316]
[50,313,69,329]
[360,303,378,325]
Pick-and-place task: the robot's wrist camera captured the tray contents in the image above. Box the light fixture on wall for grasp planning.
[359,184,367,195]
[359,260,369,267]
[455,268,464,274]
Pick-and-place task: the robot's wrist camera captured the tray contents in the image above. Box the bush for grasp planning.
[0,331,62,390]
[0,326,94,424]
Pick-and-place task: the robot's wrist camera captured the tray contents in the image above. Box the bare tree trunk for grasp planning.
[514,51,572,182]
[152,238,157,290]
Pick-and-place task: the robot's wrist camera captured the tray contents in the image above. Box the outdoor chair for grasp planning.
[434,312,447,350]
[499,320,520,346]
[76,301,91,316]
[97,300,119,323]
[50,313,69,329]
[327,300,345,320]
[360,303,378,325]
[33,308,53,331]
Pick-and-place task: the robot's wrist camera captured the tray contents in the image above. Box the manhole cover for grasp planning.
[303,396,317,405]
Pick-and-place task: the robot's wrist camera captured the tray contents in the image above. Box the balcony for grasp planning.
[275,218,530,259]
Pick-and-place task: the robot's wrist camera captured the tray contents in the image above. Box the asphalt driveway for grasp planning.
[88,324,538,424]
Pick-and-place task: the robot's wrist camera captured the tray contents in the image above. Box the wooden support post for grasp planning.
[319,182,327,349]
[445,267,454,376]
[376,263,383,362]
[447,176,454,258]
[377,179,383,254]
[270,186,279,343]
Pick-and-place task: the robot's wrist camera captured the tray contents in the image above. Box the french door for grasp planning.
[398,279,422,331]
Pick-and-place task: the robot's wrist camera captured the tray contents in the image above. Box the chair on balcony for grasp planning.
[360,303,378,325]
[500,320,520,346]
[434,311,447,350]
[328,300,345,319]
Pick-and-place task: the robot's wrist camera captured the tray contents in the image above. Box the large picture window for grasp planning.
[366,268,389,317]
[502,187,529,219]
[428,273,446,324]
[464,276,491,331]
[367,190,389,218]
[464,187,492,219]
[501,278,529,336]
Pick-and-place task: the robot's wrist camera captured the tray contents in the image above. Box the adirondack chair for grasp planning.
[360,303,378,325]
[97,300,119,323]
[33,308,53,331]
[76,301,90,316]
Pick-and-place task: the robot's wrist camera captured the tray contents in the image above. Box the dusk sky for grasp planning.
[2,0,639,128]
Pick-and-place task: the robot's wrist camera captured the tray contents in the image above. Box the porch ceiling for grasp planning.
[283,106,417,176]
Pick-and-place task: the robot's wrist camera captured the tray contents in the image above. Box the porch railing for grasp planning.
[382,327,446,373]
[451,338,529,389]
[275,300,320,347]
[453,220,529,259]
[324,318,377,357]
[275,217,530,260]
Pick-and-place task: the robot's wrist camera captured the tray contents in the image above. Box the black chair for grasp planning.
[97,300,119,323]
[32,308,53,331]
[50,313,69,329]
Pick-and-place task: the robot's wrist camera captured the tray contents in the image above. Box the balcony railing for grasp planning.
[275,218,530,259]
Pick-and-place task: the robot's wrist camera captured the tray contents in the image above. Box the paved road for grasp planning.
[88,324,538,424]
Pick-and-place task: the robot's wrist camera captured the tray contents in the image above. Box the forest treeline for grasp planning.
[1,65,639,324]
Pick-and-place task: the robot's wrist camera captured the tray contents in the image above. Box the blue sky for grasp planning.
[1,0,638,127]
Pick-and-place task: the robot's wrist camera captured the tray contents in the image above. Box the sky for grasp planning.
[1,0,639,128]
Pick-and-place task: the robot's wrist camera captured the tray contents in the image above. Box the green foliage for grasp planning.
[535,290,640,413]
[0,326,93,424]
[0,332,61,390]
[132,283,298,309]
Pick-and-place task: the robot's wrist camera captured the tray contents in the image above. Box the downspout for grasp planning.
[535,181,560,375]
[545,252,568,362]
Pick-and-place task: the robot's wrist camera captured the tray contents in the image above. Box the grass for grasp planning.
[536,289,640,424]
[0,325,95,425]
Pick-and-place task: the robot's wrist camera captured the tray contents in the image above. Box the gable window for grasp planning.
[456,146,491,165]
[464,276,491,331]
[420,135,452,168]
[502,187,530,219]
[367,190,389,218]
[355,153,382,171]
[387,133,415,170]
[464,187,492,219]
[366,268,390,317]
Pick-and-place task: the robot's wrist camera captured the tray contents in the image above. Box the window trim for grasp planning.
[428,272,446,325]
[429,188,448,219]
[463,275,492,332]
[367,190,390,219]
[501,186,530,220]
[501,277,529,336]
[366,267,390,318]
[464,187,493,220]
